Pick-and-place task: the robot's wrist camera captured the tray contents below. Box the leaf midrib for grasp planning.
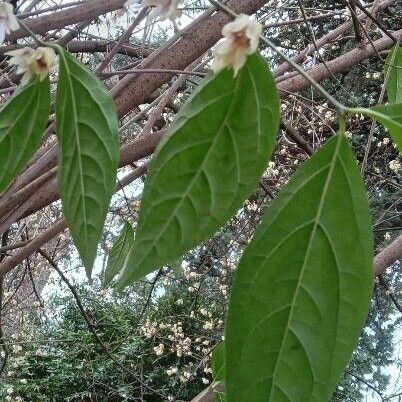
[106,224,133,283]
[267,134,343,402]
[60,52,89,256]
[0,83,38,186]
[12,84,42,172]
[130,71,246,273]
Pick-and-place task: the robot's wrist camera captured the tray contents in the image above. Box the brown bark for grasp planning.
[5,0,126,43]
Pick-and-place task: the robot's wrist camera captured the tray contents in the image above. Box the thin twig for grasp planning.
[208,0,347,113]
[38,249,166,398]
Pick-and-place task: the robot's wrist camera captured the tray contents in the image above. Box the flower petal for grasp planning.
[222,14,250,38]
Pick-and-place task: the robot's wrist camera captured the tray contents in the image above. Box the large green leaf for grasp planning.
[0,78,50,194]
[118,54,280,287]
[385,45,402,104]
[353,104,402,153]
[225,134,373,402]
[56,49,119,276]
[104,221,135,286]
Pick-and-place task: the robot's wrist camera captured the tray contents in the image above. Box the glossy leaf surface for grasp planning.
[225,134,373,402]
[118,54,280,286]
[385,45,402,104]
[357,104,402,153]
[56,49,119,276]
[0,78,50,194]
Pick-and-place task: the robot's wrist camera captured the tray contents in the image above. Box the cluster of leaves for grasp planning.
[101,50,402,402]
[0,2,402,402]
[1,47,120,277]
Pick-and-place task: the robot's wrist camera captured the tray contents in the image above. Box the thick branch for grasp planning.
[0,220,67,278]
[278,29,401,96]
[113,0,271,117]
[0,164,147,275]
[5,0,126,43]
[374,234,402,276]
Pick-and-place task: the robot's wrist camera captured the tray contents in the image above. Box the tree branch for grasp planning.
[374,234,402,276]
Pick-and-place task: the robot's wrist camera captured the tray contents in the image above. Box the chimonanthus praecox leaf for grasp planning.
[355,104,402,153]
[0,78,50,194]
[104,221,135,286]
[385,45,402,104]
[225,134,373,402]
[56,49,119,276]
[117,54,280,287]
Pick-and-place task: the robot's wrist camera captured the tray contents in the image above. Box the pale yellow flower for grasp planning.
[0,2,19,45]
[212,14,262,76]
[142,0,179,20]
[6,46,56,85]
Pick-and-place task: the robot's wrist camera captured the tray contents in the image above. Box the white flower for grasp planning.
[219,284,228,296]
[5,46,56,85]
[0,3,19,45]
[175,298,183,306]
[203,320,214,331]
[12,345,22,354]
[141,320,158,338]
[212,14,262,76]
[20,378,27,384]
[153,343,164,356]
[130,199,141,211]
[179,370,192,382]
[389,159,401,173]
[202,377,210,385]
[142,0,179,21]
[179,375,189,383]
[6,387,13,395]
[166,366,178,376]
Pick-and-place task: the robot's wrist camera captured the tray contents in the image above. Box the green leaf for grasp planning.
[212,343,225,402]
[0,78,50,194]
[354,104,402,153]
[118,54,280,287]
[56,49,119,276]
[104,222,135,286]
[385,45,402,104]
[225,134,373,402]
